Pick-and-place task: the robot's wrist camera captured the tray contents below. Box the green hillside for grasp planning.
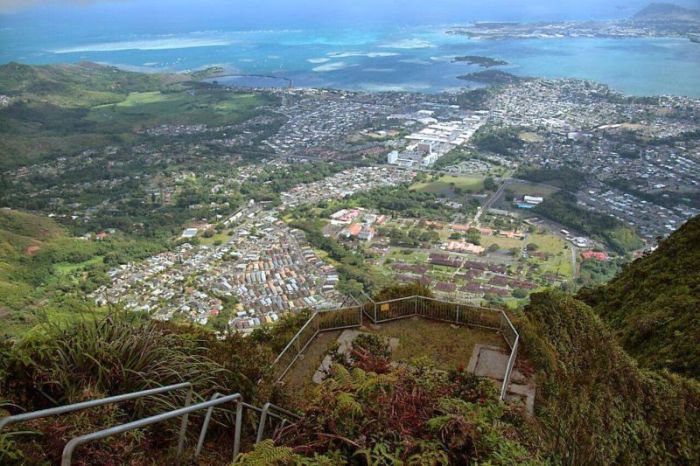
[579,214,700,379]
[0,209,95,336]
[0,62,170,107]
[520,291,698,464]
[0,62,277,170]
[0,209,166,337]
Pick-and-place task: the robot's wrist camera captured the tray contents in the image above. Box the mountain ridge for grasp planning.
[632,2,700,22]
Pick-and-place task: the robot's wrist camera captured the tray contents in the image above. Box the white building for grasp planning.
[181,228,198,238]
[387,150,399,164]
[524,196,544,205]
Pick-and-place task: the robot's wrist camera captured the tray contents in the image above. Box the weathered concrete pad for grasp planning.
[506,383,536,415]
[312,330,398,384]
[467,344,524,383]
[467,343,535,414]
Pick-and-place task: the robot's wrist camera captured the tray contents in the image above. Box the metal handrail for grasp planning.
[61,393,243,466]
[499,335,519,400]
[255,402,301,444]
[191,395,299,458]
[273,311,318,366]
[272,306,363,381]
[0,382,193,435]
[193,392,244,459]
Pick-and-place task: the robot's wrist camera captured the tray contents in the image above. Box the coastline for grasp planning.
[1,28,699,98]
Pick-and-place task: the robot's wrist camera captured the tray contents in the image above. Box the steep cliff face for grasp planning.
[521,291,699,465]
[579,215,700,379]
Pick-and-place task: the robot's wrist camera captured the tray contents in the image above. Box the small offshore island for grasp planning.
[452,56,509,67]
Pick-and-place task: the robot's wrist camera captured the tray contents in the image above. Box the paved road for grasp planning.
[473,181,507,228]
[482,182,507,211]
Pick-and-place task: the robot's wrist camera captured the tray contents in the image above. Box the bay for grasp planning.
[1,24,698,97]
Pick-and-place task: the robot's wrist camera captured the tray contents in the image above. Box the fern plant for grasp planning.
[233,440,337,466]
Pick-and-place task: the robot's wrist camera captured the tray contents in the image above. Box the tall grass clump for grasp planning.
[0,310,277,419]
[2,312,226,413]
[0,311,279,464]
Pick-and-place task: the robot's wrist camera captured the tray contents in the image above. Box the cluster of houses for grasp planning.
[267,88,398,158]
[90,166,416,332]
[91,203,343,330]
[282,167,415,208]
[391,252,540,300]
[200,209,345,332]
[91,242,224,323]
[490,79,699,242]
[580,186,699,240]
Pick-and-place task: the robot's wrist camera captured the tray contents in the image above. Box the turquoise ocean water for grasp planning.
[1,24,699,97]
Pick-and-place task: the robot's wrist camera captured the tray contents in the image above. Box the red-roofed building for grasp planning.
[342,223,363,238]
[581,250,609,261]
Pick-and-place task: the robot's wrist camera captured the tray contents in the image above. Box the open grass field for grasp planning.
[116,91,173,107]
[87,91,269,129]
[92,90,175,109]
[213,93,260,111]
[527,233,573,278]
[434,228,451,241]
[54,256,104,275]
[518,131,545,143]
[505,180,559,197]
[198,230,231,246]
[410,175,484,195]
[386,248,428,263]
[529,232,567,254]
[479,235,524,251]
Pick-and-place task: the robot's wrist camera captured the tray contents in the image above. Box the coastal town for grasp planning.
[485,78,700,240]
[447,3,700,41]
[1,1,699,463]
[2,69,699,331]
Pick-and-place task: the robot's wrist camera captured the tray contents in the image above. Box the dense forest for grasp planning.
[471,125,524,156]
[579,214,700,379]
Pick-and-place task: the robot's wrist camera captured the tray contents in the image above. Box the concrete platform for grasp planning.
[467,344,534,414]
[311,332,536,415]
[467,344,525,383]
[312,329,398,384]
[505,382,536,415]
